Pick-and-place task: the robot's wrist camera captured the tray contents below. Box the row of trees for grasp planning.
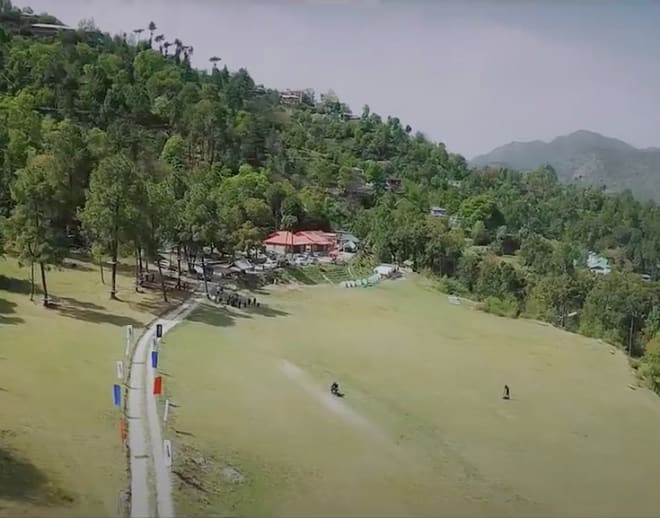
[0,3,659,391]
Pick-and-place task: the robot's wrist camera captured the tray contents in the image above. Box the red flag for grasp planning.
[153,376,162,395]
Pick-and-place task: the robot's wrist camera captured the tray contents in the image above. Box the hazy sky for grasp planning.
[16,0,660,158]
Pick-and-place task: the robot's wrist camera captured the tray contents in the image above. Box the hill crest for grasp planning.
[470,130,660,201]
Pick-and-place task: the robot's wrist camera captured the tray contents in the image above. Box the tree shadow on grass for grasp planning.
[112,261,138,277]
[0,446,74,505]
[67,249,92,262]
[0,275,32,295]
[58,259,94,273]
[51,301,142,328]
[0,298,23,325]
[51,296,105,311]
[186,304,252,328]
[69,253,142,281]
[129,290,189,316]
[248,304,289,318]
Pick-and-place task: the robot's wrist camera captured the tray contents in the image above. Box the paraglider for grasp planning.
[330,381,344,398]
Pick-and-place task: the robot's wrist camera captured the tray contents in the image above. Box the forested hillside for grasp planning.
[471,130,660,202]
[1,1,660,393]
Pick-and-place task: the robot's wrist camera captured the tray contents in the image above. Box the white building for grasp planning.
[587,252,611,275]
[374,264,397,277]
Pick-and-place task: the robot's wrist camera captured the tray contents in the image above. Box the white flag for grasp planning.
[163,440,172,467]
[163,399,170,422]
[125,326,133,357]
[126,325,133,342]
[115,360,124,380]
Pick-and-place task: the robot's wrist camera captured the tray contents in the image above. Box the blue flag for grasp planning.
[112,384,121,407]
[151,350,158,369]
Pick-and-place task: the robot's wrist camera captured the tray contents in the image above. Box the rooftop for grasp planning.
[264,230,336,247]
[31,23,75,31]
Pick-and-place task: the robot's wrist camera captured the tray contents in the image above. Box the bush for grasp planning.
[641,337,660,394]
[435,276,469,297]
[479,295,520,318]
[471,220,491,246]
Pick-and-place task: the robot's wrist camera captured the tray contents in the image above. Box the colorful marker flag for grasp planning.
[115,360,124,380]
[163,439,172,467]
[156,324,163,338]
[151,350,158,369]
[112,384,121,406]
[163,399,170,422]
[153,376,162,395]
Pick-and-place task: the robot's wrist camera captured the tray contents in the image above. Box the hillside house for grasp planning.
[342,113,361,121]
[587,252,611,275]
[279,89,314,105]
[280,89,304,104]
[429,206,447,217]
[29,22,75,36]
[336,231,360,253]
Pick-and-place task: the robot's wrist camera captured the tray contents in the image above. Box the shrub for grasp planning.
[471,220,491,246]
[435,276,469,297]
[479,295,520,318]
[641,336,660,394]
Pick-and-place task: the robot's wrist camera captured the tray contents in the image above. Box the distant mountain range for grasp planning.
[470,130,660,202]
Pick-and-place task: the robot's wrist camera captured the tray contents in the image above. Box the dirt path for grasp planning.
[127,298,201,518]
[279,359,389,443]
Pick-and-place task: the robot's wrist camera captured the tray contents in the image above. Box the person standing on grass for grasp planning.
[503,384,510,400]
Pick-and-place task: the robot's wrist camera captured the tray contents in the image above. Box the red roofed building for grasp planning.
[263,230,337,256]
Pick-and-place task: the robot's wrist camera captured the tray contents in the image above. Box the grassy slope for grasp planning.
[0,257,185,517]
[281,261,375,286]
[161,277,660,517]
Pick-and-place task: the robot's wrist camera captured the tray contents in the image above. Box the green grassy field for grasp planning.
[160,276,660,517]
[280,261,374,286]
[0,257,185,517]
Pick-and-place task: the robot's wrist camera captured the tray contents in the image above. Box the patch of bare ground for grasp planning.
[173,443,245,511]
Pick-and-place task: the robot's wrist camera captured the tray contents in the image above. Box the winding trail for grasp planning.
[127,297,201,518]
